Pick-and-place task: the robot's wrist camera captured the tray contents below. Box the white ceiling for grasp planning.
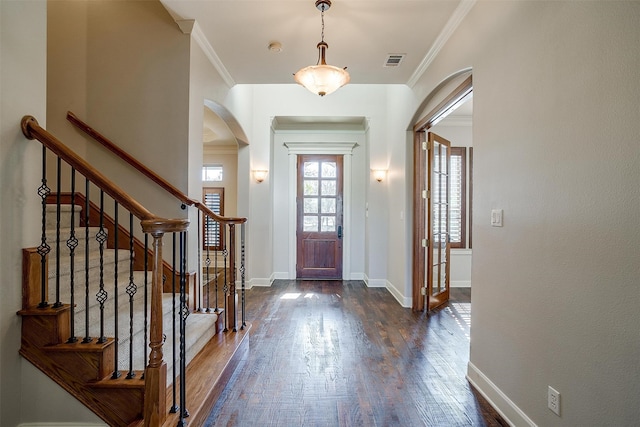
[165,0,476,145]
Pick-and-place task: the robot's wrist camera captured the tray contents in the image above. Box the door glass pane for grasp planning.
[303,216,318,232]
[440,263,447,292]
[321,198,336,213]
[321,180,336,196]
[320,216,336,232]
[304,198,318,214]
[304,180,318,196]
[304,162,319,177]
[322,162,337,178]
[431,261,439,296]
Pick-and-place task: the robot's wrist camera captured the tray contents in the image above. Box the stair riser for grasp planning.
[68,294,218,376]
[45,205,82,230]
[48,258,134,301]
[45,227,101,259]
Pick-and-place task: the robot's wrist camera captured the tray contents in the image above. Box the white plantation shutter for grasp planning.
[203,188,224,249]
[449,147,466,248]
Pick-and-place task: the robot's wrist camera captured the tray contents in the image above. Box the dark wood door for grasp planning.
[296,155,343,279]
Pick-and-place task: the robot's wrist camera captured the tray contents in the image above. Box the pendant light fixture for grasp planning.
[294,0,350,97]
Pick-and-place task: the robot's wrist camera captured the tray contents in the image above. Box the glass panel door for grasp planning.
[427,132,451,310]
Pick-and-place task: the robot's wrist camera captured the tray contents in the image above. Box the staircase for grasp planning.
[18,115,249,427]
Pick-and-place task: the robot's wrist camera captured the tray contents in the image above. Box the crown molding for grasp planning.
[407,0,476,88]
[283,141,359,155]
[176,19,235,88]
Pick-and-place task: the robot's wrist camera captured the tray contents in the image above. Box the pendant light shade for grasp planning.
[294,0,350,96]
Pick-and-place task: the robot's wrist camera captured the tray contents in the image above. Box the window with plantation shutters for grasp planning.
[203,187,224,250]
[449,147,466,248]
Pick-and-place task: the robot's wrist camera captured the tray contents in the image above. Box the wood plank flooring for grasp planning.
[204,280,506,427]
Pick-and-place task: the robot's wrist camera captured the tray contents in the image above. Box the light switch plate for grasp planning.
[491,209,503,227]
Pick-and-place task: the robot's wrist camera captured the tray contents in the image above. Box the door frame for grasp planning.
[284,141,358,280]
[412,76,472,311]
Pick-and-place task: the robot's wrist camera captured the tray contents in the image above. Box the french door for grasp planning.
[426,132,451,310]
[296,155,344,279]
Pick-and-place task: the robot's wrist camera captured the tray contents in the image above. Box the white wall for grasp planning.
[188,32,234,271]
[413,2,640,425]
[271,129,367,281]
[224,84,416,303]
[381,85,418,305]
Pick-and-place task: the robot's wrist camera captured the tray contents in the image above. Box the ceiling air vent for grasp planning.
[384,54,405,67]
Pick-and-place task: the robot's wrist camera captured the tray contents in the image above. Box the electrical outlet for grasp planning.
[548,386,560,416]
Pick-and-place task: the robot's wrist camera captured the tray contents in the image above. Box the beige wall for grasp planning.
[48,0,191,224]
[1,1,105,425]
[413,2,640,425]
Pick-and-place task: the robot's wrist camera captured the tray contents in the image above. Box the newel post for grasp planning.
[141,218,189,427]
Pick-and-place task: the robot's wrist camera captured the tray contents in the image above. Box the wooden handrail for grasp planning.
[67,111,247,225]
[21,115,189,232]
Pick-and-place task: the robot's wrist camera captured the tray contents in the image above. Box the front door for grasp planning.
[427,132,451,310]
[296,155,343,279]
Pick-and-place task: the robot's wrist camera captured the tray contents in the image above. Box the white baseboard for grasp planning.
[385,280,412,308]
[364,277,387,287]
[248,277,273,288]
[364,275,411,308]
[466,362,536,427]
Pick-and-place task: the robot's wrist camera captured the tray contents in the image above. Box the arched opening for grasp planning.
[411,72,473,312]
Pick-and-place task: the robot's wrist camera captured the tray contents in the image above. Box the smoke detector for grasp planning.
[268,41,283,53]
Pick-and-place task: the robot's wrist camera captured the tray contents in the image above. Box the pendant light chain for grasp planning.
[321,5,325,43]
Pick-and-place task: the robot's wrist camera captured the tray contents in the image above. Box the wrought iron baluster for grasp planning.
[53,157,62,308]
[205,215,211,313]
[229,224,237,333]
[96,190,108,344]
[178,230,190,425]
[213,216,219,314]
[170,232,179,414]
[37,145,50,309]
[67,170,79,343]
[82,179,92,344]
[126,212,137,379]
[142,233,149,380]
[222,226,228,333]
[111,202,121,379]
[196,212,202,312]
[241,223,246,329]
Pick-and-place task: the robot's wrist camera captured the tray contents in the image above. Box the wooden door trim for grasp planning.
[412,75,472,311]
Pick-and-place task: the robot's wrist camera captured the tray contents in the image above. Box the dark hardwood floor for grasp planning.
[205,280,506,427]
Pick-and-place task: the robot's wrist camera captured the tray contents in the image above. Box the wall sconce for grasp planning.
[253,170,268,183]
[372,169,387,182]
